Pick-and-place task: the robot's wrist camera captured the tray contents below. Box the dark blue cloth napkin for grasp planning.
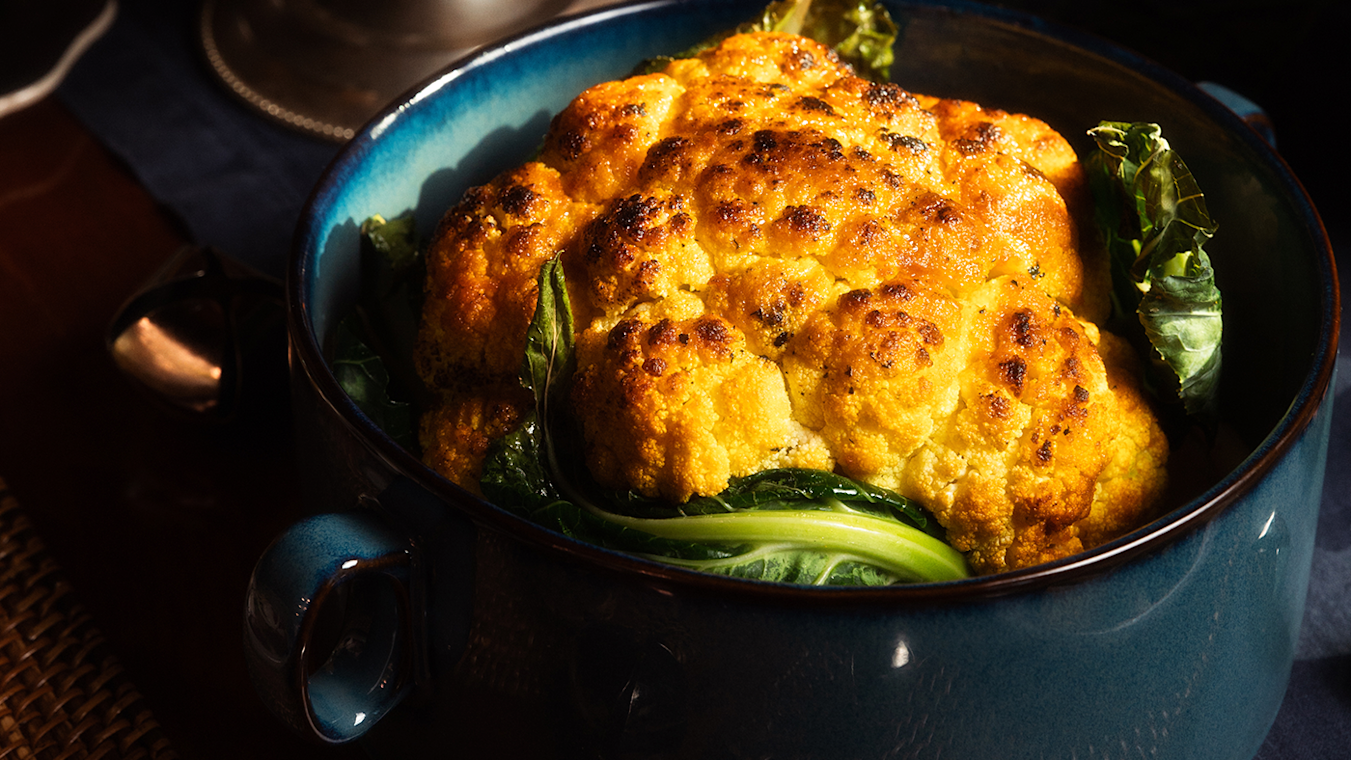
[56,0,338,278]
[54,0,1350,757]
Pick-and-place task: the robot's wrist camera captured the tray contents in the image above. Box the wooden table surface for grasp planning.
[0,97,359,759]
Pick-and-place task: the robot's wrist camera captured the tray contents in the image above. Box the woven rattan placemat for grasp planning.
[0,478,178,760]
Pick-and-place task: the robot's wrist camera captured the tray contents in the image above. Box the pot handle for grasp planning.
[1198,81,1276,147]
[243,511,418,743]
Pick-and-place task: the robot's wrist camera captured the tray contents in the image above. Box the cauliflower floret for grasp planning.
[415,162,592,384]
[414,31,1168,574]
[897,276,1148,573]
[419,380,531,493]
[575,189,714,317]
[572,310,832,502]
[782,278,968,490]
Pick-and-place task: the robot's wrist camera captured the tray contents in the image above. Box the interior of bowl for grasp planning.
[291,0,1337,593]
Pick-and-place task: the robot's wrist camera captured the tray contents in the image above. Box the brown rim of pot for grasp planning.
[287,0,1342,608]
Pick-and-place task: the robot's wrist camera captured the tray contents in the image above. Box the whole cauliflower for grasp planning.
[415,31,1168,574]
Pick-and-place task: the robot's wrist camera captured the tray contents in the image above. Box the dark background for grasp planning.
[0,0,1342,758]
[997,0,1348,248]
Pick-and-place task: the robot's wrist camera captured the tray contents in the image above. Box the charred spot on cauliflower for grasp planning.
[414,31,1167,575]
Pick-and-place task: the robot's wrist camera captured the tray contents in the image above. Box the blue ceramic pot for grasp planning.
[245,2,1340,758]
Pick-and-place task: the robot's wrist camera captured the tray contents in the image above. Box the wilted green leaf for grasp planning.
[633,0,898,82]
[330,314,416,450]
[1087,121,1223,421]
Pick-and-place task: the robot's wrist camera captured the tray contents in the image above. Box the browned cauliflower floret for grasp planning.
[572,305,832,502]
[414,31,1168,574]
[419,380,531,490]
[416,162,593,385]
[782,278,968,489]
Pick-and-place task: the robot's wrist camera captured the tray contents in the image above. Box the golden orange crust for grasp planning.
[782,279,968,487]
[574,189,712,316]
[909,276,1124,573]
[414,31,1168,573]
[572,307,832,502]
[418,381,532,495]
[415,162,591,385]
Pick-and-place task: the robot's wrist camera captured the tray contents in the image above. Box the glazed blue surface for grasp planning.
[342,397,1332,759]
[256,1,1341,757]
[245,511,416,742]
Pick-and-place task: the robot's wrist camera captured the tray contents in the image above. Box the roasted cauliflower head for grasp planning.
[414,31,1168,575]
